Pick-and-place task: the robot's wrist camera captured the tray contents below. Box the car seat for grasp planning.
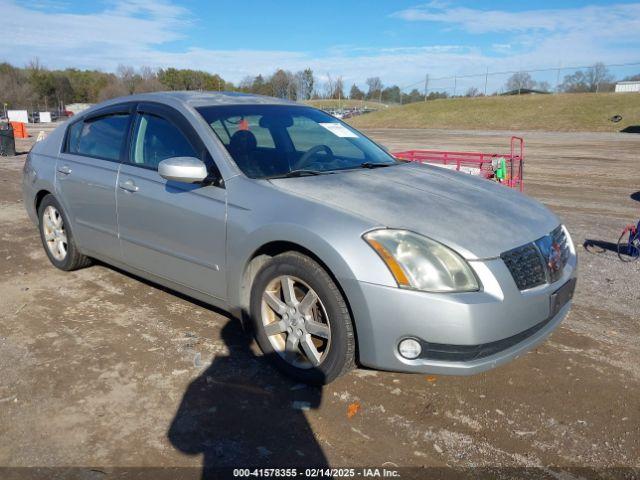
[229,130,259,175]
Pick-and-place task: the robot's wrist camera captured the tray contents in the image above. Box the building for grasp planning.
[614,81,640,93]
[500,88,551,96]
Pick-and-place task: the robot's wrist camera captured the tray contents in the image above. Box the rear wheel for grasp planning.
[250,252,355,385]
[38,194,91,271]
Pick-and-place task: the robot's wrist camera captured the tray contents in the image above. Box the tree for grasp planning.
[349,84,365,100]
[0,62,35,108]
[97,79,129,101]
[365,77,383,101]
[269,69,296,99]
[117,65,139,95]
[295,68,314,100]
[238,76,254,92]
[65,68,111,103]
[465,87,480,97]
[323,74,334,99]
[585,62,614,92]
[136,67,163,93]
[560,63,614,93]
[26,59,57,107]
[330,76,344,100]
[51,72,73,107]
[405,88,424,103]
[427,91,448,100]
[537,81,551,93]
[251,74,269,95]
[381,85,401,103]
[505,72,536,92]
[559,71,589,93]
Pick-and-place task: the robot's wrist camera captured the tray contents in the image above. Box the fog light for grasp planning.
[398,338,422,359]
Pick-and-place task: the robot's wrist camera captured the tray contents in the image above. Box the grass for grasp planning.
[346,93,640,132]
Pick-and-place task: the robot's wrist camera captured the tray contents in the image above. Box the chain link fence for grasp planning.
[398,61,640,100]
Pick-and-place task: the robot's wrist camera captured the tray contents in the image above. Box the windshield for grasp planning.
[196,105,398,179]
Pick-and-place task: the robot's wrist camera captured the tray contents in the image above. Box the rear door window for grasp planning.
[67,113,130,162]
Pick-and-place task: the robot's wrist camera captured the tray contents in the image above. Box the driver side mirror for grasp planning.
[158,157,208,184]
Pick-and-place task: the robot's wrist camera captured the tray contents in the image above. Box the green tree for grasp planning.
[405,88,424,103]
[381,85,401,103]
[349,84,365,100]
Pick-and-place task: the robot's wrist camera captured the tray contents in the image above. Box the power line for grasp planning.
[399,61,640,92]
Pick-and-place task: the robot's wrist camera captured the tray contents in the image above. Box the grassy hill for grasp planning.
[303,99,395,110]
[347,93,640,132]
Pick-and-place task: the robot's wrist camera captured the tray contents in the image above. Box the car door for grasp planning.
[56,104,134,261]
[116,102,227,300]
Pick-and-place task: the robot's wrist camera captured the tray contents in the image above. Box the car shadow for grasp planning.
[583,239,618,254]
[89,262,329,477]
[620,125,640,134]
[631,191,640,202]
[167,321,328,478]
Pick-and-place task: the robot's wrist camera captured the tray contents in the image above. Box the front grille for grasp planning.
[501,225,570,290]
[501,243,546,290]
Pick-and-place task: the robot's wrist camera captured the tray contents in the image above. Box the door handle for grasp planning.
[57,165,72,175]
[118,179,139,192]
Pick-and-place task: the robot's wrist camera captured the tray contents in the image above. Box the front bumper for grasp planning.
[343,252,576,375]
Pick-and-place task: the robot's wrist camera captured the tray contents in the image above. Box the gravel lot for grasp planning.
[0,124,638,477]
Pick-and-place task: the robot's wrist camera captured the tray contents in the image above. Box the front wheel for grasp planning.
[250,252,355,385]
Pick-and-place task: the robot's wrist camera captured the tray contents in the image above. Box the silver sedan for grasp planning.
[22,92,577,384]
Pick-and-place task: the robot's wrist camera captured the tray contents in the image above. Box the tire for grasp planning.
[38,194,91,271]
[250,252,355,385]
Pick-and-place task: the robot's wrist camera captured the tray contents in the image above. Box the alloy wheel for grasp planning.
[261,275,331,369]
[42,205,68,261]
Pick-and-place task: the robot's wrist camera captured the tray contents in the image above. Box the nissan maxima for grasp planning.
[22,92,577,384]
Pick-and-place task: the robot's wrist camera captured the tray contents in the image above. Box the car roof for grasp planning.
[113,91,298,108]
[73,91,305,123]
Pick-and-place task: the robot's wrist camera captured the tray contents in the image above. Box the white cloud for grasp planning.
[1,0,639,92]
[390,2,640,35]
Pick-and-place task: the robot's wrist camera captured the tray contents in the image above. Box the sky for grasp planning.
[3,0,640,92]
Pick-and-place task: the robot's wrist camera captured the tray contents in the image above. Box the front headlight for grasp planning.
[363,229,479,293]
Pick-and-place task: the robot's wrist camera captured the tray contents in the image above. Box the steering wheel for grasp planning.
[293,144,335,170]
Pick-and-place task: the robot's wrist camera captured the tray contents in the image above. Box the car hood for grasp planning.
[269,162,559,259]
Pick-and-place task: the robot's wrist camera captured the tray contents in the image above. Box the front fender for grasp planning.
[224,176,398,317]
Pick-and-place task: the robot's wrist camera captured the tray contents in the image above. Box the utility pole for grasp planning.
[555,63,561,93]
[453,76,457,97]
[424,74,429,101]
[484,67,489,96]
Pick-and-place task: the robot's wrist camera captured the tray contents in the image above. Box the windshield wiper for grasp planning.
[268,169,327,179]
[359,162,395,169]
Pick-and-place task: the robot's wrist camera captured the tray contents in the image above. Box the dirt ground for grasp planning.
[0,125,639,477]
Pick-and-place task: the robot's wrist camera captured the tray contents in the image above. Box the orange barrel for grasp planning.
[10,121,28,138]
